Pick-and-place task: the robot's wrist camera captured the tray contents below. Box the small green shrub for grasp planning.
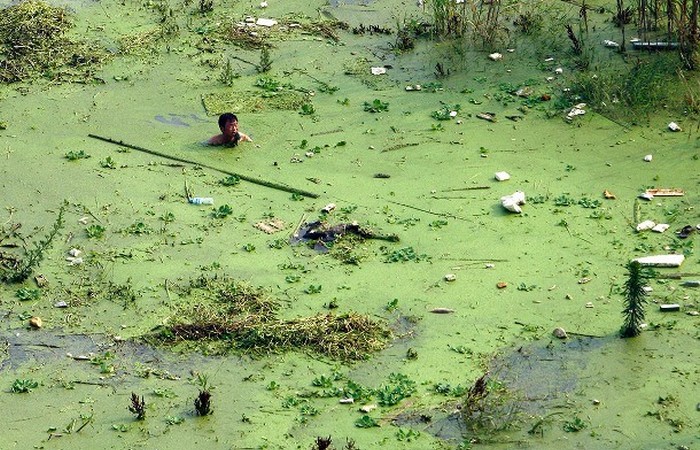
[11,378,39,393]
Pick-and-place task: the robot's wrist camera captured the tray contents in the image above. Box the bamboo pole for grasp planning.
[87,134,319,199]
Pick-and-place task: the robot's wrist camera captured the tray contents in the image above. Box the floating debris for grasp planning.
[254,218,285,234]
[668,121,682,132]
[645,188,684,197]
[494,171,511,181]
[603,190,616,199]
[659,304,680,312]
[488,52,503,61]
[477,112,496,122]
[29,316,42,328]
[644,154,653,162]
[497,282,508,289]
[633,254,685,267]
[370,66,387,75]
[430,307,455,314]
[500,191,526,213]
[603,39,620,48]
[444,273,456,282]
[552,327,567,339]
[651,223,670,233]
[566,103,586,120]
[636,220,656,232]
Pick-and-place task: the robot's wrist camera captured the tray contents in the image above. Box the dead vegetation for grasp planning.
[0,0,108,83]
[149,275,392,361]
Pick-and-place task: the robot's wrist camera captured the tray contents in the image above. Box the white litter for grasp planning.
[566,103,586,120]
[256,18,277,27]
[488,52,503,61]
[644,154,653,162]
[668,122,682,132]
[554,67,563,74]
[603,40,620,48]
[638,192,654,201]
[501,191,526,213]
[494,171,511,181]
[652,223,670,233]
[633,254,685,267]
[636,220,656,231]
[370,67,387,75]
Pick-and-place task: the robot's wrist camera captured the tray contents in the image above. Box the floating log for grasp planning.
[88,134,319,198]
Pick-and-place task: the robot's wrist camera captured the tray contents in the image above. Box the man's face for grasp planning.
[224,119,238,135]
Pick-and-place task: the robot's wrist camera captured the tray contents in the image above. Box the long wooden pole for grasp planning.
[87,134,319,199]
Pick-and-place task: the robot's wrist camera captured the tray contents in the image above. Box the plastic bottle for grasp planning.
[189,197,214,205]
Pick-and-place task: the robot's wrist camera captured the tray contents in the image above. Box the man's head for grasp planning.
[218,113,238,132]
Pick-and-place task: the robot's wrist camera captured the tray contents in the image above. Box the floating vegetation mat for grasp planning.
[0,0,108,83]
[149,275,392,361]
[201,89,309,115]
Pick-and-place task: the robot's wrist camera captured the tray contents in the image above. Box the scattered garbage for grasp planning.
[444,273,456,282]
[500,191,526,213]
[54,301,68,308]
[405,84,422,91]
[259,1,268,7]
[322,203,336,214]
[643,154,653,162]
[494,171,511,181]
[603,39,620,48]
[254,218,285,234]
[430,307,455,314]
[339,398,354,404]
[636,220,656,232]
[256,18,277,27]
[681,280,700,287]
[29,316,42,328]
[638,192,654,201]
[659,304,680,312]
[554,67,563,74]
[668,121,681,132]
[633,254,685,267]
[69,248,81,257]
[488,52,503,61]
[477,112,496,122]
[645,188,684,197]
[651,223,670,233]
[676,225,694,239]
[370,67,387,75]
[566,103,586,120]
[189,197,214,205]
[552,327,567,339]
[603,190,616,199]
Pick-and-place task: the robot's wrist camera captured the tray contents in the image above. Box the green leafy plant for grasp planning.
[11,378,39,393]
[85,224,106,239]
[256,45,273,73]
[255,76,280,91]
[15,287,41,301]
[123,221,153,235]
[242,243,256,252]
[363,99,389,113]
[100,156,116,169]
[64,150,90,160]
[305,284,322,294]
[376,373,416,406]
[299,103,315,116]
[211,205,233,219]
[219,58,239,86]
[355,415,379,428]
[219,175,240,186]
[194,374,213,416]
[1,202,66,283]
[563,415,587,432]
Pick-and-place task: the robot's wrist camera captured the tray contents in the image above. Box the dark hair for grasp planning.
[218,112,238,131]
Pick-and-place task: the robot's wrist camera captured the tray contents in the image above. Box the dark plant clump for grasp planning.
[620,260,648,337]
[128,392,146,420]
[194,390,212,416]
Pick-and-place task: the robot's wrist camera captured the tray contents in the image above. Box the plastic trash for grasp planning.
[189,197,214,205]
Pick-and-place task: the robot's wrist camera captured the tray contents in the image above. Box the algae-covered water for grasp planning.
[0,0,698,448]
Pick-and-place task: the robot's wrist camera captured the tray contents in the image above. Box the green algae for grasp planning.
[0,0,699,448]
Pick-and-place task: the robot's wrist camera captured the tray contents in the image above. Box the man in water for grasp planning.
[208,112,252,146]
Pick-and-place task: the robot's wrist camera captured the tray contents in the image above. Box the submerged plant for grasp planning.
[256,45,273,73]
[85,224,106,239]
[620,260,648,337]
